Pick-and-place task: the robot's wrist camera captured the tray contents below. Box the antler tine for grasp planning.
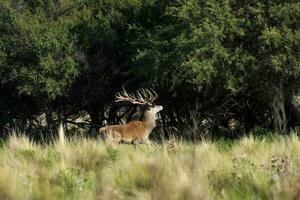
[140,88,148,99]
[139,88,158,104]
[140,88,153,105]
[136,90,144,101]
[115,87,133,103]
[143,89,152,102]
[145,88,158,103]
[150,88,158,102]
[123,87,136,100]
[138,89,152,105]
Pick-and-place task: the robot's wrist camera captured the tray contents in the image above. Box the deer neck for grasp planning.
[142,110,156,129]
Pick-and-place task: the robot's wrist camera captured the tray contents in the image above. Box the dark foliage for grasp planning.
[0,0,299,139]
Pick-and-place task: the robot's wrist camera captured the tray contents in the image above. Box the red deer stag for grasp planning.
[100,88,163,145]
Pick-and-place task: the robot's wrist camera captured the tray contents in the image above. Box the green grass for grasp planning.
[1,133,300,200]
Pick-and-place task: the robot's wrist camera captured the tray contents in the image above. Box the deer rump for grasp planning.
[100,121,150,144]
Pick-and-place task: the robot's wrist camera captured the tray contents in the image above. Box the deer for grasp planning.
[99,88,163,145]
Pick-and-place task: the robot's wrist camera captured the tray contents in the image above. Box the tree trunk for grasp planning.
[89,107,101,136]
[45,107,54,133]
[273,80,287,134]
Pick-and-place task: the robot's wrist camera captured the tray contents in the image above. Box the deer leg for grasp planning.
[121,137,133,144]
[133,138,144,145]
[134,138,151,145]
[143,138,151,145]
[105,131,121,145]
[112,132,122,144]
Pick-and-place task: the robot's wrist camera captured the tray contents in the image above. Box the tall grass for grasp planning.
[1,132,300,199]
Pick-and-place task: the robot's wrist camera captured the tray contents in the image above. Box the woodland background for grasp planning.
[0,0,299,139]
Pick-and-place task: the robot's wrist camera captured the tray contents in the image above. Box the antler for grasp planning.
[115,87,158,106]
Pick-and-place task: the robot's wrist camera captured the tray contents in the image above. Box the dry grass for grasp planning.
[1,132,300,199]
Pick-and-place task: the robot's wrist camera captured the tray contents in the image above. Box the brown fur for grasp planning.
[100,106,162,145]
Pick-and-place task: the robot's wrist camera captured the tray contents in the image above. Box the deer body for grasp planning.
[100,88,162,145]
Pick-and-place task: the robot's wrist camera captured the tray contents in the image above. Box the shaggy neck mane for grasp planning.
[142,110,156,129]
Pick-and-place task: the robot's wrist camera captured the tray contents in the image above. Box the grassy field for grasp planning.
[1,133,300,200]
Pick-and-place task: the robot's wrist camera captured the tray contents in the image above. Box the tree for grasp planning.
[130,0,300,136]
[0,0,81,132]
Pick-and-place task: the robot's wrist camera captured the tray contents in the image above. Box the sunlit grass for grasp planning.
[0,132,300,199]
